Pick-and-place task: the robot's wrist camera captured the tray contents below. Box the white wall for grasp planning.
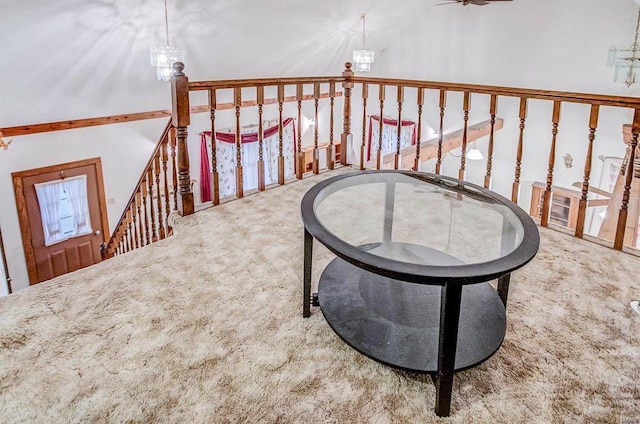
[1,0,639,292]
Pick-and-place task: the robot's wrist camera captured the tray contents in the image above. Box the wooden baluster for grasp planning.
[126,211,132,252]
[360,83,368,170]
[395,86,404,170]
[154,155,165,240]
[209,89,220,205]
[341,62,354,166]
[327,82,336,170]
[575,105,599,238]
[128,210,134,251]
[415,88,424,171]
[458,92,471,181]
[124,222,130,253]
[278,84,285,185]
[170,127,178,211]
[512,98,528,203]
[614,109,640,250]
[131,200,139,249]
[541,101,562,228]
[257,86,265,191]
[170,62,193,216]
[141,177,150,245]
[147,166,157,243]
[313,82,320,174]
[296,83,304,179]
[136,190,144,246]
[484,95,498,189]
[436,90,446,175]
[162,133,171,229]
[234,87,244,198]
[377,84,385,170]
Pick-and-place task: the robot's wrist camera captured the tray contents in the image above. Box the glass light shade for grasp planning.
[607,44,640,87]
[353,49,375,73]
[466,147,484,161]
[150,46,186,81]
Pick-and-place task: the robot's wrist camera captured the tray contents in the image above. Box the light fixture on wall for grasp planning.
[448,141,484,161]
[607,6,640,87]
[466,141,484,160]
[352,13,375,73]
[150,0,186,81]
[0,130,12,151]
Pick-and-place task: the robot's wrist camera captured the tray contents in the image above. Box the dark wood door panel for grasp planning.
[12,158,109,285]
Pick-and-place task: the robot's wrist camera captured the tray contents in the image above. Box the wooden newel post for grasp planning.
[341,62,354,166]
[614,109,640,250]
[171,62,194,216]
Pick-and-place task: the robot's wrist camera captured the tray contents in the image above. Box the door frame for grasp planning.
[12,157,110,284]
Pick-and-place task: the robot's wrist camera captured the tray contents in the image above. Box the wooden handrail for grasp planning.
[188,76,347,91]
[103,118,174,257]
[350,76,640,108]
[186,73,640,107]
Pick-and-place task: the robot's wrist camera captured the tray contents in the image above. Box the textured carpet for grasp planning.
[1,168,639,423]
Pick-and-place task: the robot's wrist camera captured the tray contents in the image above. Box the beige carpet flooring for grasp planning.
[1,168,639,423]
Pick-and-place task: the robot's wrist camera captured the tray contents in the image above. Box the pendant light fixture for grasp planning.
[150,0,186,81]
[352,13,375,73]
[607,6,640,87]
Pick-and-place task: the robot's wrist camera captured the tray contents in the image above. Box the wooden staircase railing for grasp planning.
[170,61,640,252]
[103,119,176,258]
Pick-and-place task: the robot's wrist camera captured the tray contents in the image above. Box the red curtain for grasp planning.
[202,118,295,143]
[200,133,212,203]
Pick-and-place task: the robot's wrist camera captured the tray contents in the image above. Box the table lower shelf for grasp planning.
[318,256,507,373]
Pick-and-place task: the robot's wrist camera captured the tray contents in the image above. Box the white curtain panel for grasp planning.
[210,121,295,198]
[369,121,415,160]
[34,179,65,246]
[62,175,93,237]
[34,175,92,246]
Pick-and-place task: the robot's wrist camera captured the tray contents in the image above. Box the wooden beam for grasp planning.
[371,118,504,169]
[1,92,343,137]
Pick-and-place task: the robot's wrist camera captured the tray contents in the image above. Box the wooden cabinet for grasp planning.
[529,182,581,230]
[302,141,341,172]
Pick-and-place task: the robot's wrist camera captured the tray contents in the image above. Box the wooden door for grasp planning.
[12,157,109,285]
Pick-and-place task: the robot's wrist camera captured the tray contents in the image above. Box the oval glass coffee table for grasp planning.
[301,171,540,417]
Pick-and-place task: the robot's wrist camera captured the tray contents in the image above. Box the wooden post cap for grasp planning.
[173,62,185,76]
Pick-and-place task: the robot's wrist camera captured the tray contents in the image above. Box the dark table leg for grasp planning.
[383,181,396,243]
[303,227,313,318]
[497,273,511,308]
[434,282,463,417]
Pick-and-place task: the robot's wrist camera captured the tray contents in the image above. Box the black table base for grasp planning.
[318,256,507,373]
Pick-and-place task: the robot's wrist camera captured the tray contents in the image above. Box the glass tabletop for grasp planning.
[312,172,525,267]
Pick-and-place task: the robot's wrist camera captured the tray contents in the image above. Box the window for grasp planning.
[34,175,93,246]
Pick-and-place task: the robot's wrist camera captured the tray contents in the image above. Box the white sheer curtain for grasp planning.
[63,175,93,236]
[34,175,92,246]
[368,117,415,160]
[208,120,296,198]
[34,180,64,246]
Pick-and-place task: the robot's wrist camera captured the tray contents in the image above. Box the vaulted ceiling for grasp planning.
[0,0,638,127]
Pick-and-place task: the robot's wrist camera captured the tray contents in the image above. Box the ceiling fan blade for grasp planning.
[434,1,460,6]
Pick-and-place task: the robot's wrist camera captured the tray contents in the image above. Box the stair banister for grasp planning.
[171,61,194,216]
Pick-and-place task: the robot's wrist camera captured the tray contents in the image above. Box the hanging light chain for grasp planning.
[164,0,170,47]
[361,13,365,50]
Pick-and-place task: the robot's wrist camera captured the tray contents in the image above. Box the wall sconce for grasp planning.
[466,141,484,161]
[0,130,12,151]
